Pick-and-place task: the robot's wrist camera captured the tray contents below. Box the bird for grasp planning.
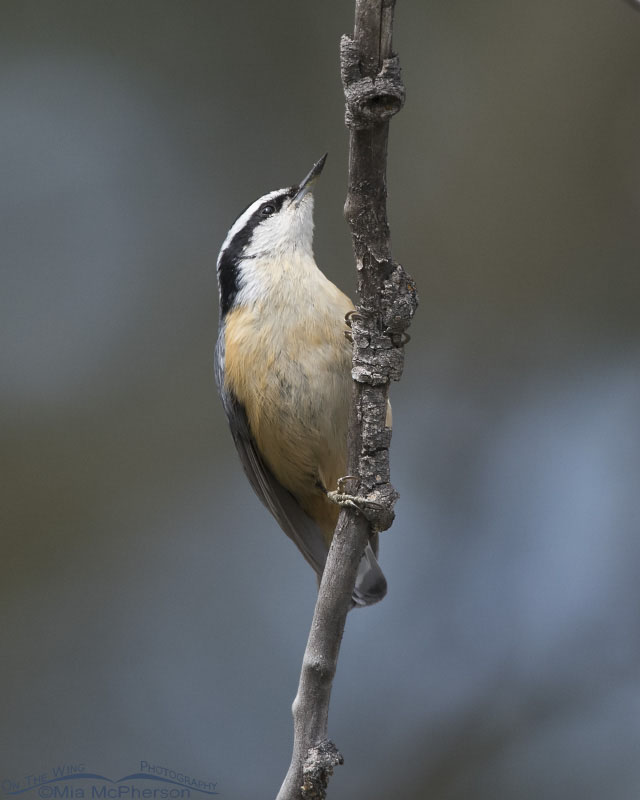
[214,154,388,608]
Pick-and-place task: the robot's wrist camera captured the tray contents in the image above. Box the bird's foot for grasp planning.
[327,476,384,519]
[344,310,364,343]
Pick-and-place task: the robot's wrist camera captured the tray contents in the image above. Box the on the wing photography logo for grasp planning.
[1,762,218,799]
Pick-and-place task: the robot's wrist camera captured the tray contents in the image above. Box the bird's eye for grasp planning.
[261,204,276,216]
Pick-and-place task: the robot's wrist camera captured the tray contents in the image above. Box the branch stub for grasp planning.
[341,36,406,130]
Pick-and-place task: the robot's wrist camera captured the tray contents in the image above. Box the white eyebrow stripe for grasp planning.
[216,188,288,269]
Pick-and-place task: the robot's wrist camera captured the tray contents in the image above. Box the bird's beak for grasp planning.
[292,153,327,205]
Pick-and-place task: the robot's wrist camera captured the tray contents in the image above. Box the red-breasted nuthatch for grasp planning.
[214,154,387,607]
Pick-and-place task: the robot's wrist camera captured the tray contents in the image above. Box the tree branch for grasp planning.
[276,2,416,798]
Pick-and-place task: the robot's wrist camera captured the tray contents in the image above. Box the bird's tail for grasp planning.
[351,542,387,608]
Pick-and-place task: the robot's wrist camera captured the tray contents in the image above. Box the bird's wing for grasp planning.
[226,393,330,576]
[215,332,329,576]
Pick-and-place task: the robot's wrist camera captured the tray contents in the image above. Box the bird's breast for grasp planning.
[223,275,354,525]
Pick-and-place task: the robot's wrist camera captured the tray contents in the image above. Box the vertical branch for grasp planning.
[341,0,415,530]
[276,2,416,798]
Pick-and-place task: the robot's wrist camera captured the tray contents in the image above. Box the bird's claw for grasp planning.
[345,310,364,328]
[336,475,358,493]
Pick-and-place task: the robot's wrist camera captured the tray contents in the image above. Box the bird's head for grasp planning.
[216,154,327,316]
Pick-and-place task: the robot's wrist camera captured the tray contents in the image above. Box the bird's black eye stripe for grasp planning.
[217,188,296,318]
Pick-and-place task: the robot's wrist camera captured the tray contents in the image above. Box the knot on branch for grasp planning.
[381,264,419,340]
[301,740,344,799]
[340,35,406,129]
[362,482,399,532]
[350,265,418,386]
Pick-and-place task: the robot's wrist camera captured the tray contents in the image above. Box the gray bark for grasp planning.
[276,2,417,798]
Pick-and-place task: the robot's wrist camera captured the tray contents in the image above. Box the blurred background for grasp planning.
[2,1,640,797]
